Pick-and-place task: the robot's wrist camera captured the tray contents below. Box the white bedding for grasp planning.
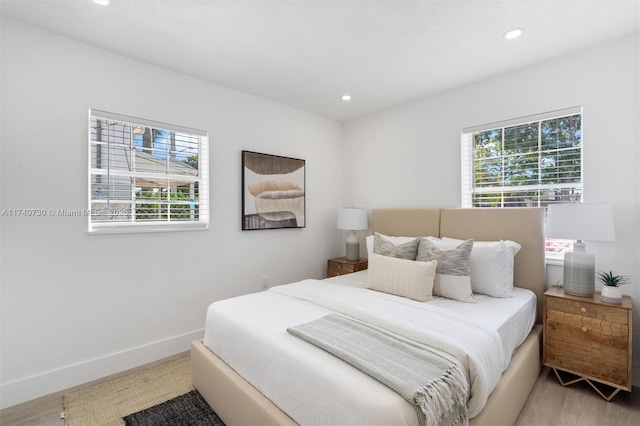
[327,271,536,362]
[203,271,536,425]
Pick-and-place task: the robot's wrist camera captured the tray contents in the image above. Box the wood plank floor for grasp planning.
[515,368,640,426]
[1,365,638,426]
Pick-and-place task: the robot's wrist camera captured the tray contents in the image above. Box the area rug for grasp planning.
[123,390,225,426]
[64,356,194,426]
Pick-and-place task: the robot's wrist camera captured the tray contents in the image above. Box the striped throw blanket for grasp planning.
[288,314,469,426]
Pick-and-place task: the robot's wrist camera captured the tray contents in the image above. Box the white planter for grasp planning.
[600,285,622,304]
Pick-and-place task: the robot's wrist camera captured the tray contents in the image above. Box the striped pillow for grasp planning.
[416,238,475,303]
[366,253,437,302]
[373,233,420,260]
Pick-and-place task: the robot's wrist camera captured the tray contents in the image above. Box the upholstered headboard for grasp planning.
[371,208,546,323]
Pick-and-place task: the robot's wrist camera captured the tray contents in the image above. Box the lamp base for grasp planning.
[563,249,595,298]
[345,242,360,261]
[345,231,360,261]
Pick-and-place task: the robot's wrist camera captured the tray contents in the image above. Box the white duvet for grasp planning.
[203,274,535,425]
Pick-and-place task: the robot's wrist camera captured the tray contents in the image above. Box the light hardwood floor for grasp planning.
[515,368,639,426]
[1,365,638,426]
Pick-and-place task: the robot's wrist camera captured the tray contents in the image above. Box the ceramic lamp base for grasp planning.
[345,231,360,261]
[563,244,595,298]
[345,241,360,261]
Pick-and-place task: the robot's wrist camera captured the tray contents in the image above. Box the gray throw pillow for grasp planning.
[373,233,420,260]
[416,238,475,303]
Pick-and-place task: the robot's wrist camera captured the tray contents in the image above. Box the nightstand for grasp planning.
[543,285,632,401]
[327,257,368,278]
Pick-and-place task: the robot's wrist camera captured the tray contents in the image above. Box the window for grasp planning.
[461,107,582,259]
[89,109,208,233]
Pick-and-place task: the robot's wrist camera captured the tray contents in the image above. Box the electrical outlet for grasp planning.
[261,275,269,290]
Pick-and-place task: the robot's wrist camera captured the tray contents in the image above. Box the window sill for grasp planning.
[89,221,208,234]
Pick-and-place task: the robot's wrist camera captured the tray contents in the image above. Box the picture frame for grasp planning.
[242,150,306,230]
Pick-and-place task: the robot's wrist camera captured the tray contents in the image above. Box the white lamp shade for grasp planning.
[545,203,615,241]
[337,207,368,231]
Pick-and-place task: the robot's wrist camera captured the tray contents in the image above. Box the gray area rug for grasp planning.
[123,390,225,426]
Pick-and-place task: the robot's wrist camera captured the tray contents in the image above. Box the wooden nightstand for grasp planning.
[543,285,632,401]
[327,257,368,278]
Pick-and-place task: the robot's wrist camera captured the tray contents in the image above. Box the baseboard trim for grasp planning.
[0,328,204,410]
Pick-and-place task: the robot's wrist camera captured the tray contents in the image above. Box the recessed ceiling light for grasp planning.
[341,94,352,101]
[93,0,110,5]
[503,28,524,40]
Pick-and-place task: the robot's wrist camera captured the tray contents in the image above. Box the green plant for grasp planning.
[597,270,630,287]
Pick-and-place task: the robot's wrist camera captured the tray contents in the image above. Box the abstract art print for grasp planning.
[242,151,306,230]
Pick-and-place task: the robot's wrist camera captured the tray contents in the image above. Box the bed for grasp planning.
[192,208,546,425]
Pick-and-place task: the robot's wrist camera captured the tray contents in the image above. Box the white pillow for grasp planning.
[366,253,437,302]
[366,233,439,258]
[439,237,521,298]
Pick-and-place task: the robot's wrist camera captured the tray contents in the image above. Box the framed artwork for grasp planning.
[242,151,306,230]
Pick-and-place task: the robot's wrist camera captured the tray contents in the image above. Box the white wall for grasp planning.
[0,20,344,408]
[343,34,640,386]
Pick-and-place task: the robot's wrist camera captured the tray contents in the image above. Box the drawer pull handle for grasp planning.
[580,307,586,313]
[582,327,587,332]
[337,265,342,269]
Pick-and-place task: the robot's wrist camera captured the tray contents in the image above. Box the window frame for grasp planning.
[461,107,583,262]
[88,109,209,234]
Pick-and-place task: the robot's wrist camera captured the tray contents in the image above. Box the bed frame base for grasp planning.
[192,325,542,426]
[191,339,296,426]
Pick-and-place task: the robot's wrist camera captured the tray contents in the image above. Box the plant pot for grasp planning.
[600,285,622,304]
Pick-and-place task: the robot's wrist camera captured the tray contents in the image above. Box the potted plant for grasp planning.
[597,270,629,304]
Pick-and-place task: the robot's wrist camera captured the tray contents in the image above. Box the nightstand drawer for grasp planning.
[547,297,629,324]
[546,309,630,342]
[328,262,356,276]
[327,257,368,278]
[545,337,630,387]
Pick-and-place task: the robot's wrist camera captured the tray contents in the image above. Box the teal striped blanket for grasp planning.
[288,314,469,426]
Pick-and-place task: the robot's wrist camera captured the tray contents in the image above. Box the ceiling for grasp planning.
[2,0,638,122]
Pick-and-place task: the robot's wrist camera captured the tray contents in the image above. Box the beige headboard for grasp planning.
[371,208,546,323]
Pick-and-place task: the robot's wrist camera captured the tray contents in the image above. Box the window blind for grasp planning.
[461,107,582,208]
[88,109,209,234]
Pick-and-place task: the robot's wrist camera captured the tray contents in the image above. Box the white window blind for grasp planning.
[461,107,583,260]
[88,109,209,234]
[461,107,582,208]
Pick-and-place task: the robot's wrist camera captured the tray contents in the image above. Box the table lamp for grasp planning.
[337,207,368,261]
[545,203,615,297]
